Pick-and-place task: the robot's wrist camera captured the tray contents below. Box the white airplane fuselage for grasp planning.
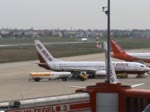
[47,61,150,74]
[128,53,150,60]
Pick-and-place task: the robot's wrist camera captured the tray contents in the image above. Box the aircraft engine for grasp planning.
[95,70,106,78]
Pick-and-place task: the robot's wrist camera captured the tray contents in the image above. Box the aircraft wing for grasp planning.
[37,63,50,70]
[37,63,48,65]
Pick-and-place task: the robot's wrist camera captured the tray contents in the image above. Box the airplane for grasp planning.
[111,39,150,63]
[29,71,72,82]
[34,40,150,78]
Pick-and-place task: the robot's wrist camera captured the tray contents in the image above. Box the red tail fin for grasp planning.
[111,39,125,54]
[37,52,46,63]
[36,51,50,70]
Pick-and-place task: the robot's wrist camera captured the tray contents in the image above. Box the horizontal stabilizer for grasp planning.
[37,63,48,65]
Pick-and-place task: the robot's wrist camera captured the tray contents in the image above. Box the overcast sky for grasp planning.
[0,0,149,30]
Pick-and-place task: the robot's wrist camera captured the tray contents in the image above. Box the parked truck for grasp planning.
[29,71,72,82]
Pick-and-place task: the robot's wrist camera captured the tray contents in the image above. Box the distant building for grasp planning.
[81,38,88,42]
[0,29,9,35]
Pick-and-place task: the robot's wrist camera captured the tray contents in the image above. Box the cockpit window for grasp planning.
[140,65,144,67]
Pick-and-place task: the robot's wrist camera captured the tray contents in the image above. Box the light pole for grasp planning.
[103,0,111,83]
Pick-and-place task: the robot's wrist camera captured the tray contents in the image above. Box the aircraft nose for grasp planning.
[146,67,150,71]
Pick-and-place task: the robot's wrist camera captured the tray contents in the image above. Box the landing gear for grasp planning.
[117,73,128,78]
[61,77,67,81]
[34,78,41,82]
[136,74,143,78]
[87,72,95,79]
[136,73,148,78]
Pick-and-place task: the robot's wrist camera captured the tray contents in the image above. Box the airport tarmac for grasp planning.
[0,49,150,102]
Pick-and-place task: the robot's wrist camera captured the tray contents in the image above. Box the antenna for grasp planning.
[103,0,111,83]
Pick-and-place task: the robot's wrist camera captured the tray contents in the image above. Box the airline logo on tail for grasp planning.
[111,39,124,54]
[36,43,52,61]
[35,40,54,63]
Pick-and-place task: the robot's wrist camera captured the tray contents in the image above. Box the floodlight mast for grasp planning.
[103,0,111,83]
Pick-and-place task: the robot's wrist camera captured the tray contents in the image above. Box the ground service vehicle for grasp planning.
[29,71,72,81]
[71,71,88,81]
